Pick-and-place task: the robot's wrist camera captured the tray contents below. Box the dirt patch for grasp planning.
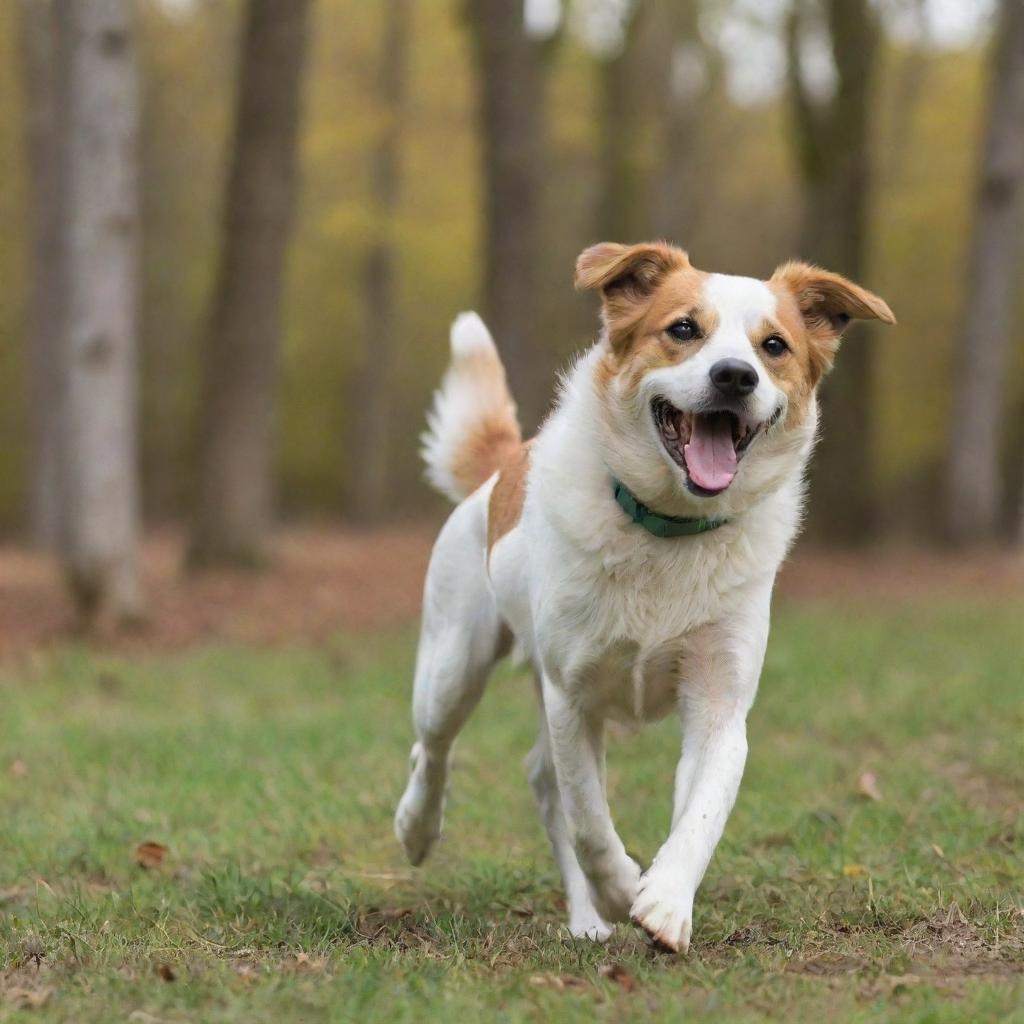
[0,529,432,664]
[775,545,1024,605]
[781,902,1024,987]
[0,529,1021,664]
[897,902,1024,967]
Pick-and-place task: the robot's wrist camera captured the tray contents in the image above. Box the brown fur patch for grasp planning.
[769,262,895,386]
[593,263,713,401]
[446,347,521,498]
[487,442,532,557]
[451,416,521,500]
[575,242,692,351]
[760,286,820,428]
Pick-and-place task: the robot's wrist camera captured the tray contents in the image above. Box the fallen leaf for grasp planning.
[598,963,637,992]
[236,962,259,984]
[843,863,866,878]
[155,962,176,982]
[931,843,945,859]
[283,952,325,974]
[22,937,45,968]
[857,772,883,802]
[887,974,925,993]
[529,974,586,991]
[135,842,168,870]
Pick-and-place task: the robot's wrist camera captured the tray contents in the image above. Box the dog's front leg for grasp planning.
[541,674,641,923]
[631,586,771,953]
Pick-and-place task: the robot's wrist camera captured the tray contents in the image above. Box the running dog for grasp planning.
[395,240,894,951]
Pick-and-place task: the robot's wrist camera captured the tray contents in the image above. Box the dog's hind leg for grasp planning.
[526,684,613,942]
[395,493,504,866]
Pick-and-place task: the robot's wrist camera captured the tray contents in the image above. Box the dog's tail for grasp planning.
[421,312,522,504]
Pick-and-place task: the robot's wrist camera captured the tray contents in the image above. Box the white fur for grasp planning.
[397,282,818,951]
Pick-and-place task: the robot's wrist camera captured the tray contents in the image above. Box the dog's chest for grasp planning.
[537,543,740,722]
[552,531,737,645]
[578,637,686,723]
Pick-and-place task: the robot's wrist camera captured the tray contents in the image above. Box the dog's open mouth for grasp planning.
[652,398,780,496]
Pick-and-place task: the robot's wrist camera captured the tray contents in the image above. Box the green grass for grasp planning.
[0,597,1022,1022]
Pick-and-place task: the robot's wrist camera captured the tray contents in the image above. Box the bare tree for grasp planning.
[190,0,313,567]
[945,0,1024,544]
[467,0,548,431]
[597,0,709,246]
[56,0,143,622]
[652,0,709,244]
[596,4,650,242]
[785,0,883,544]
[17,0,66,547]
[347,0,412,523]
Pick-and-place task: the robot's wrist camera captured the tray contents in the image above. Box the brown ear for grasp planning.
[771,261,895,379]
[772,261,895,332]
[575,241,688,299]
[575,242,688,343]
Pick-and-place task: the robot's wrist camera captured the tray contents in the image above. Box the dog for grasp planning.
[395,241,894,952]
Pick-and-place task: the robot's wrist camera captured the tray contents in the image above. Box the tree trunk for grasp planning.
[945,0,1024,544]
[597,6,650,242]
[346,0,411,523]
[598,1,708,247]
[189,0,313,568]
[467,0,547,432]
[785,0,882,545]
[56,0,143,623]
[17,0,66,548]
[651,0,707,244]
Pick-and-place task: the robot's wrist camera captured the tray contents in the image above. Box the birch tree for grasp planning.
[190,0,313,567]
[56,0,143,623]
[945,0,1024,543]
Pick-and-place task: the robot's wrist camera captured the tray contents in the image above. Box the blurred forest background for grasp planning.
[0,0,1023,626]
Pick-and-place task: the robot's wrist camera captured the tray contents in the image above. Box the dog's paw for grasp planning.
[567,914,614,943]
[630,867,693,954]
[587,855,642,923]
[394,744,444,866]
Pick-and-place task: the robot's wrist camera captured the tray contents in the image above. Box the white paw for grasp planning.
[567,911,614,943]
[587,856,642,924]
[394,743,445,866]
[630,866,693,954]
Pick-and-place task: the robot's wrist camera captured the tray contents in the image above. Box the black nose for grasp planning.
[709,358,759,397]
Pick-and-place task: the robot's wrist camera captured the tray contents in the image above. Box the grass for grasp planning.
[0,596,1021,1022]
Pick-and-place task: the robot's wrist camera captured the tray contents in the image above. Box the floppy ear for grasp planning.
[575,241,689,343]
[575,241,687,296]
[771,261,895,379]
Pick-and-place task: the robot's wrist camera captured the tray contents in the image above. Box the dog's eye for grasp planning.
[667,319,699,343]
[762,335,789,358]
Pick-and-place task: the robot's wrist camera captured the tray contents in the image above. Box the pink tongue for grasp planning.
[683,414,737,493]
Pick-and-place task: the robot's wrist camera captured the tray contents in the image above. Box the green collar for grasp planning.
[612,479,727,538]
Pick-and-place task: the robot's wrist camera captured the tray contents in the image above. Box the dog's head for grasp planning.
[576,241,895,517]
